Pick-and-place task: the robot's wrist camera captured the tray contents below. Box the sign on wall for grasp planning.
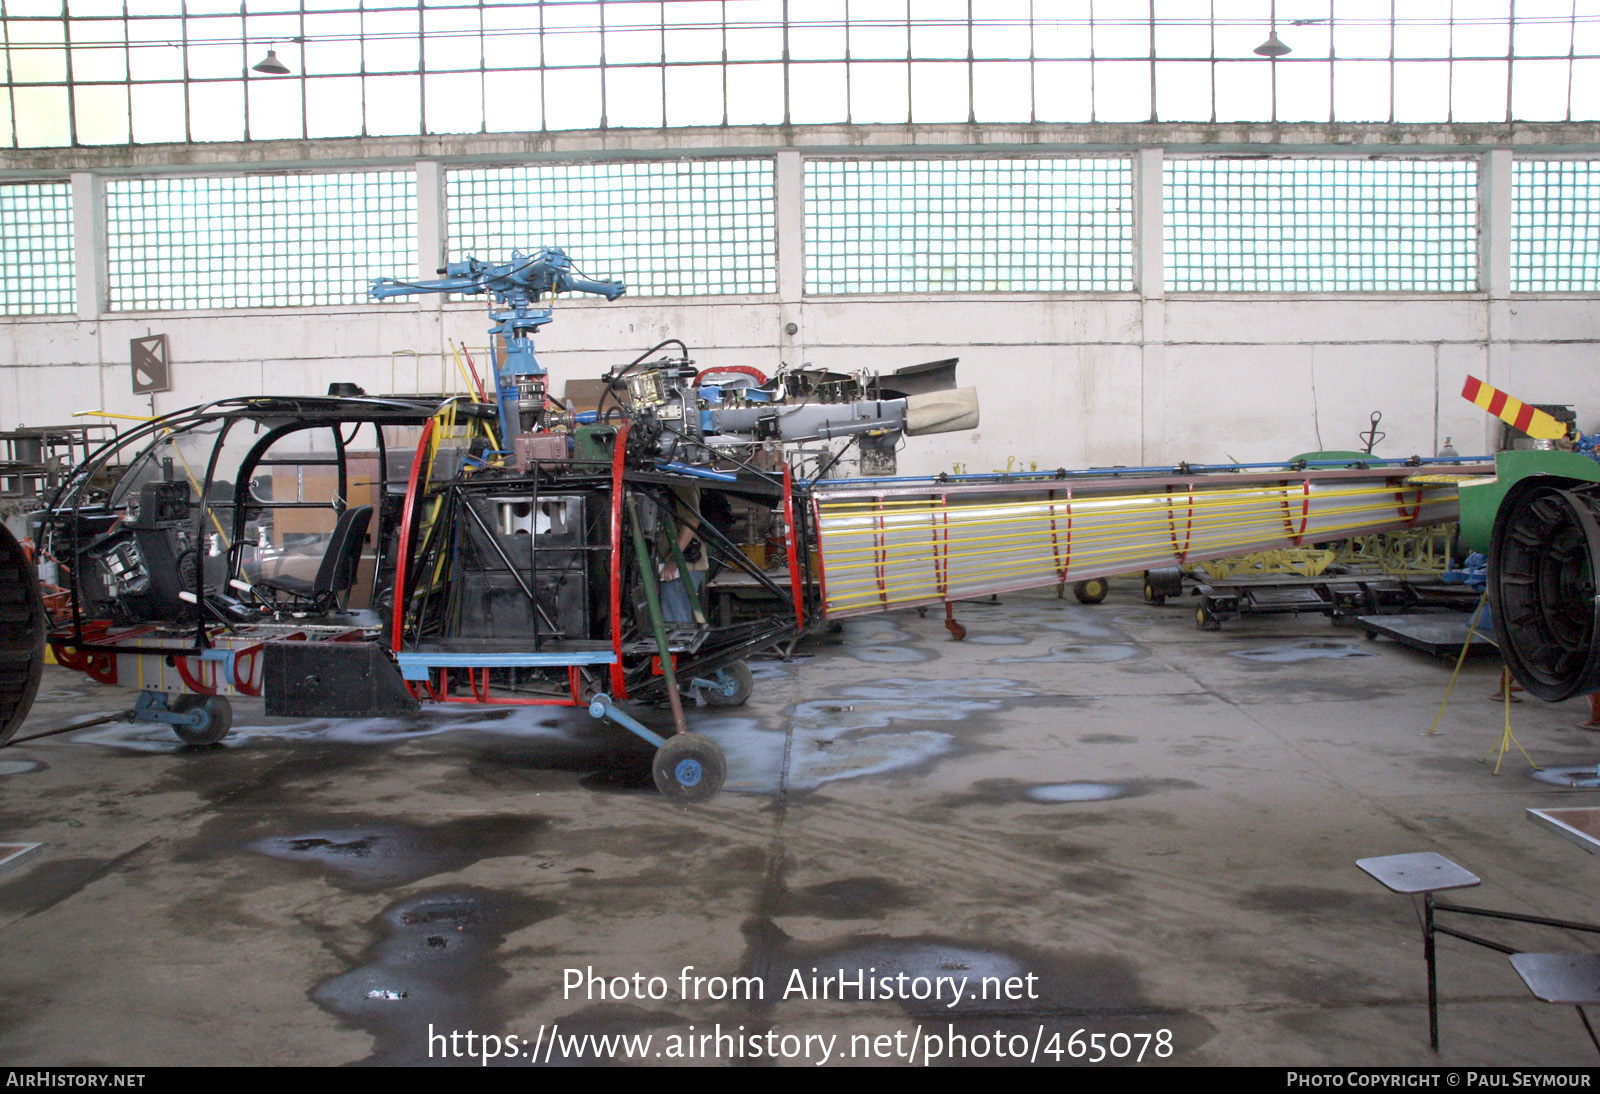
[130,334,170,395]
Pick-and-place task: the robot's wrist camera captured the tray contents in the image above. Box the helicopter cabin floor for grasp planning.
[1,585,1599,1068]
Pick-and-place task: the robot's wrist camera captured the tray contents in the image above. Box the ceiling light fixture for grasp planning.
[252,47,290,75]
[1254,1,1293,57]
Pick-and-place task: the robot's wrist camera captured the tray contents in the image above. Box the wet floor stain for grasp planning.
[704,677,1026,793]
[0,855,122,916]
[839,620,930,663]
[1530,765,1600,788]
[239,814,545,891]
[993,644,1141,664]
[312,887,557,1065]
[33,690,90,703]
[737,919,1216,1056]
[768,876,919,920]
[0,760,42,775]
[1080,733,1137,745]
[75,704,593,753]
[1236,885,1384,917]
[578,765,659,794]
[951,601,1126,641]
[1229,641,1377,663]
[965,634,1031,646]
[1028,782,1125,802]
[1045,619,1123,639]
[849,645,931,664]
[944,777,1203,808]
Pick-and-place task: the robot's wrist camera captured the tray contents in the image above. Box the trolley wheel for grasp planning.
[169,694,232,746]
[700,661,753,708]
[1196,603,1221,632]
[1073,578,1109,604]
[652,733,726,803]
[1143,580,1165,606]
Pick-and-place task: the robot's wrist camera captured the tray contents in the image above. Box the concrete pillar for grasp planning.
[416,160,445,304]
[1133,147,1165,299]
[1480,148,1513,300]
[1481,148,1513,453]
[1135,147,1165,464]
[775,149,804,362]
[70,171,104,320]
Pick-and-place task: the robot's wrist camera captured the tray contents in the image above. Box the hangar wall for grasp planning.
[1,124,1597,476]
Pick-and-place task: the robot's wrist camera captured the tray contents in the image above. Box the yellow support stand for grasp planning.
[1421,589,1542,773]
[1484,670,1542,775]
[1426,592,1487,737]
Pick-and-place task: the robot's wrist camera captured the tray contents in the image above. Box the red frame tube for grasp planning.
[608,422,631,699]
[391,417,436,652]
[783,459,805,627]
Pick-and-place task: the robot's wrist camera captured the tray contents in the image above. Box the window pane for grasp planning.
[1513,160,1600,291]
[665,64,723,127]
[725,62,783,125]
[447,160,775,296]
[850,60,909,123]
[106,171,417,309]
[805,158,1134,293]
[74,83,131,143]
[0,182,76,315]
[1164,158,1478,292]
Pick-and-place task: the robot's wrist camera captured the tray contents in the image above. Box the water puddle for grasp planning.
[1230,641,1377,664]
[312,887,557,1065]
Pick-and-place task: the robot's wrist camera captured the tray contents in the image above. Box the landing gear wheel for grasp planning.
[1196,603,1221,632]
[1489,480,1600,701]
[700,661,753,708]
[652,732,726,802]
[0,523,46,747]
[169,694,232,745]
[1073,578,1109,604]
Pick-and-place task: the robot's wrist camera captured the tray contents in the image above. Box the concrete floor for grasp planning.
[2,586,1599,1067]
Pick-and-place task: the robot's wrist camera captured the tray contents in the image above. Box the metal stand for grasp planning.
[1509,954,1600,1055]
[1359,852,1600,1055]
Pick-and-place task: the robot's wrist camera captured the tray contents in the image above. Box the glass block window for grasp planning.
[105,171,416,311]
[447,160,775,297]
[0,182,75,315]
[804,158,1133,294]
[1513,161,1600,293]
[1164,159,1478,292]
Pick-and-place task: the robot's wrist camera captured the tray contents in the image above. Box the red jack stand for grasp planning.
[944,602,966,641]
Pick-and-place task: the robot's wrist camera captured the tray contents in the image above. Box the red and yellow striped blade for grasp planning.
[1461,375,1569,441]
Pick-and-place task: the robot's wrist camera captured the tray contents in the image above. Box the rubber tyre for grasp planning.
[170,694,233,746]
[700,661,753,708]
[0,523,46,747]
[1073,578,1109,604]
[1488,480,1600,702]
[652,732,727,803]
[1143,581,1164,606]
[1196,604,1221,632]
